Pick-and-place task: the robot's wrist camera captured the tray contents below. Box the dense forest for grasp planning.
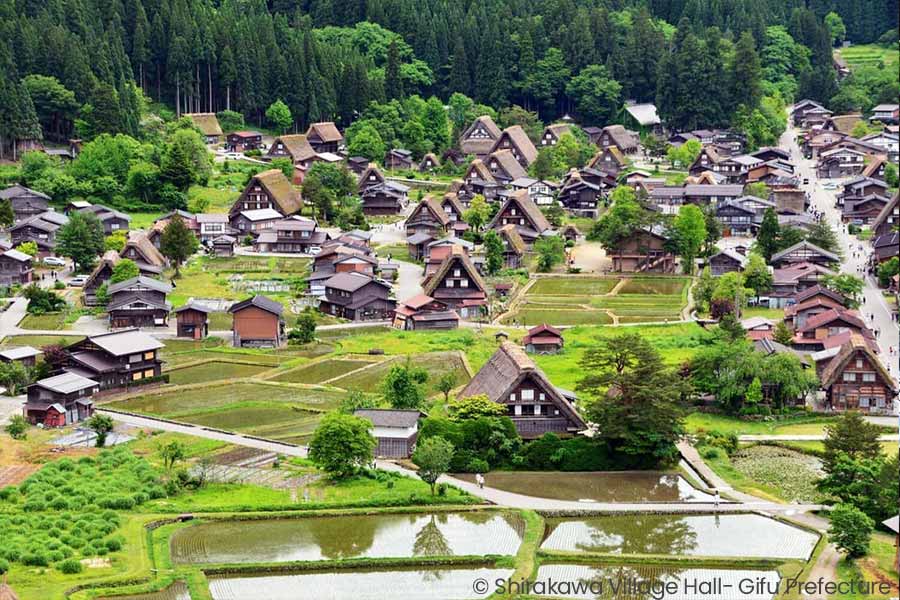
[0,0,897,157]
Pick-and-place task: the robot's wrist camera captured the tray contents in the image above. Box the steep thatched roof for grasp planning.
[497,224,526,255]
[820,334,897,390]
[490,125,538,165]
[251,169,303,215]
[306,122,343,143]
[184,113,223,137]
[488,189,551,234]
[459,341,586,429]
[268,134,316,162]
[422,245,486,296]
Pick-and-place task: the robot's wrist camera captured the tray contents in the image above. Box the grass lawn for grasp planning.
[832,533,900,599]
[166,361,272,385]
[129,212,164,229]
[740,307,787,320]
[18,312,68,330]
[684,412,843,436]
[374,243,417,264]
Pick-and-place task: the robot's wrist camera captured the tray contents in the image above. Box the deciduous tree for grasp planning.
[308,412,376,479]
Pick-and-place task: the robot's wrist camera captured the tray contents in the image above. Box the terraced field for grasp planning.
[166,361,272,385]
[506,276,690,326]
[269,358,379,384]
[327,351,470,392]
[108,382,343,417]
[838,44,899,70]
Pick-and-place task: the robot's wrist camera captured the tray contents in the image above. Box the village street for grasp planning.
[780,125,900,394]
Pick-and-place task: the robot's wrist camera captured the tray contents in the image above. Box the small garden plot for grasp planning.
[166,361,272,386]
[19,312,68,330]
[528,277,618,296]
[270,358,377,384]
[730,444,824,503]
[328,351,470,392]
[524,294,592,306]
[108,383,344,417]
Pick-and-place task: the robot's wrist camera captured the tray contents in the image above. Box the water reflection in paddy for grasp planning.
[171,512,524,564]
[207,567,513,600]
[535,564,781,600]
[542,514,818,559]
[454,471,715,502]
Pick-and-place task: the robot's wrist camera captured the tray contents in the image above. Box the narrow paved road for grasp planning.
[780,124,900,394]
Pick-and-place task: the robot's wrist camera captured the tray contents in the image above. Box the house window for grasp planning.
[842,372,855,382]
[534,404,542,415]
[862,373,876,382]
[859,397,870,408]
[446,279,454,288]
[129,354,142,363]
[856,359,863,368]
[132,371,143,381]
[514,405,522,416]
[460,279,468,287]
[144,351,155,360]
[453,269,460,277]
[521,389,534,401]
[144,369,155,378]
[539,393,545,401]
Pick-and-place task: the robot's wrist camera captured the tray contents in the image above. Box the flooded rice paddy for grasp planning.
[207,566,513,600]
[454,471,716,502]
[542,514,818,559]
[535,564,781,600]
[171,512,524,564]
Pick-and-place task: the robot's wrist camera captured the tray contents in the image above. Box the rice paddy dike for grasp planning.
[81,505,823,600]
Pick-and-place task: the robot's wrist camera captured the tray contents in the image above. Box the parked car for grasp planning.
[42,257,66,267]
[308,247,322,255]
[67,276,87,287]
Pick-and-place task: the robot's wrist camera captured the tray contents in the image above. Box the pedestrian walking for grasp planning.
[475,473,484,489]
[714,490,720,509]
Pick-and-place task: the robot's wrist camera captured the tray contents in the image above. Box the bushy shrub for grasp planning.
[694,429,739,455]
[0,558,8,574]
[58,558,83,574]
[21,552,49,566]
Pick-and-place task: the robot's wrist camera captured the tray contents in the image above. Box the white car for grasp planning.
[307,247,322,256]
[67,276,88,287]
[42,256,66,267]
[823,182,837,190]
[224,152,242,160]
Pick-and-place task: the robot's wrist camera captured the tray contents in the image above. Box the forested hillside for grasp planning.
[0,0,897,157]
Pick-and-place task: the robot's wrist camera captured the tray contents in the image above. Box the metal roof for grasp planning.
[34,371,98,394]
[88,329,165,356]
[0,346,40,360]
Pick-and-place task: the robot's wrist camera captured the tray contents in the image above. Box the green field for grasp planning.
[507,276,689,326]
[108,382,343,416]
[17,312,69,330]
[269,358,378,384]
[167,255,310,308]
[838,44,900,70]
[166,361,272,385]
[175,402,322,442]
[529,277,619,295]
[328,351,470,392]
[0,334,83,348]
